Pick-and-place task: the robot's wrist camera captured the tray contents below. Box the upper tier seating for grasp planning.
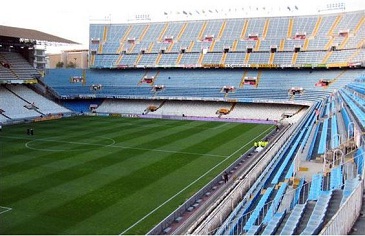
[90,10,365,69]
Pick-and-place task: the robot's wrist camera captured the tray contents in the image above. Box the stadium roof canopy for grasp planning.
[0,25,78,44]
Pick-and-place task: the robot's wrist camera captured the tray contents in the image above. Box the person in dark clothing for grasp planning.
[223,171,229,183]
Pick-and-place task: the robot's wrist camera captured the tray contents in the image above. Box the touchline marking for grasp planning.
[119,126,273,234]
[0,206,13,215]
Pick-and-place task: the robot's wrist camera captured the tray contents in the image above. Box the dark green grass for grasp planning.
[0,116,273,234]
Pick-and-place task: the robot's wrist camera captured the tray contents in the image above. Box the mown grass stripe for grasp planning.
[0,116,272,235]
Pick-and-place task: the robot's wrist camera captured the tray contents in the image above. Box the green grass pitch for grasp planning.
[0,116,274,234]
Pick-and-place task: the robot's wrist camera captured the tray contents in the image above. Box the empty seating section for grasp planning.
[354,148,364,176]
[191,41,211,52]
[202,53,222,64]
[262,183,288,224]
[179,53,199,65]
[244,18,266,39]
[330,102,340,149]
[265,17,289,38]
[291,178,305,209]
[261,212,285,235]
[180,21,205,41]
[96,99,161,114]
[280,203,306,235]
[291,16,317,38]
[296,51,327,64]
[0,63,17,79]
[9,85,69,114]
[42,69,363,103]
[330,166,343,190]
[225,103,301,121]
[138,54,158,66]
[0,52,40,79]
[89,24,104,40]
[90,10,365,69]
[340,99,352,136]
[217,105,322,235]
[271,126,305,184]
[340,88,365,127]
[327,50,356,63]
[245,225,261,235]
[0,86,41,119]
[202,20,224,39]
[307,113,322,159]
[119,54,139,66]
[321,99,330,116]
[298,105,319,158]
[341,178,361,205]
[143,23,165,43]
[148,101,222,117]
[243,187,274,231]
[308,174,323,200]
[213,39,232,52]
[158,54,178,65]
[127,24,147,42]
[332,12,364,50]
[235,40,256,52]
[317,15,338,37]
[62,99,102,113]
[283,39,304,52]
[94,55,118,68]
[348,83,365,95]
[248,53,270,64]
[260,39,281,51]
[103,25,129,54]
[89,24,104,53]
[218,189,262,235]
[285,163,295,179]
[273,52,292,65]
[220,19,245,40]
[344,87,365,108]
[0,85,70,120]
[135,41,151,53]
[218,139,297,235]
[317,117,328,155]
[301,191,332,235]
[163,22,185,41]
[224,52,245,65]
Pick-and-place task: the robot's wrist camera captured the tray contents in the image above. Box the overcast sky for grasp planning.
[1,0,364,53]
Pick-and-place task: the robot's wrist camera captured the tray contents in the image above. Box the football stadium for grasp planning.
[1,2,365,235]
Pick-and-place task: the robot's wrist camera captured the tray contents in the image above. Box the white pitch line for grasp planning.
[0,206,13,215]
[24,136,116,152]
[0,135,225,158]
[213,122,231,129]
[118,126,273,235]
